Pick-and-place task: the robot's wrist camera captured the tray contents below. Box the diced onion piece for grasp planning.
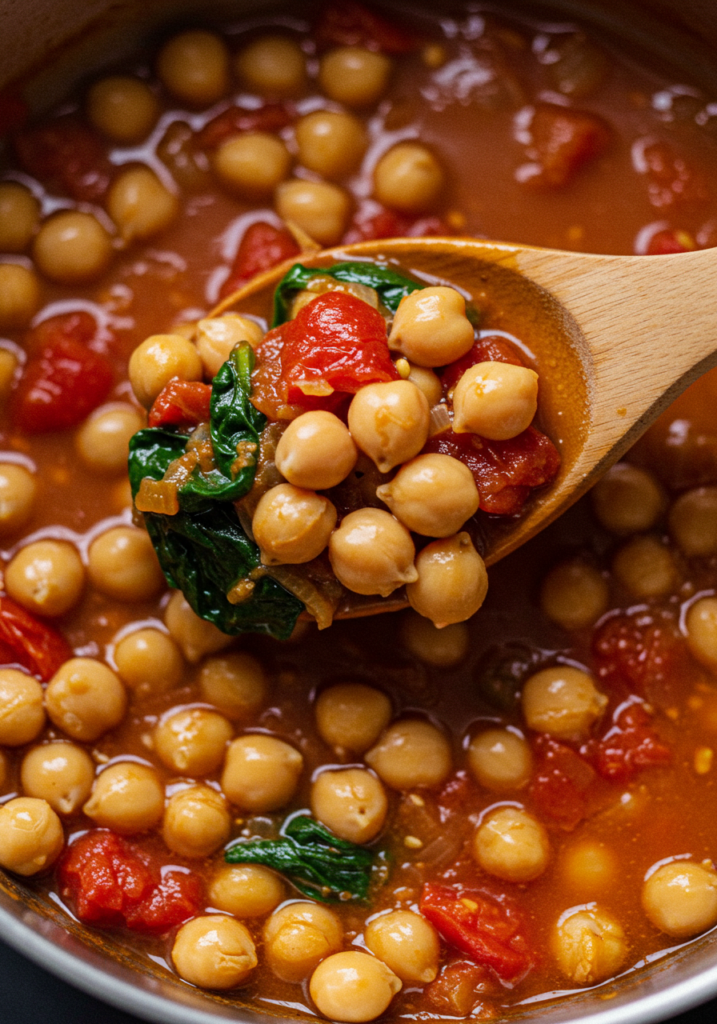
[135,478,179,515]
[429,403,451,437]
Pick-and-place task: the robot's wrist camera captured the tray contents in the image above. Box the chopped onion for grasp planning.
[429,403,452,436]
[135,478,179,515]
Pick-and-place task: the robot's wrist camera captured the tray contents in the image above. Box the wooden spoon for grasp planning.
[213,236,717,616]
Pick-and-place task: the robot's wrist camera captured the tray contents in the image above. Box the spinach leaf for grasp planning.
[209,342,266,494]
[127,427,186,495]
[272,261,425,326]
[225,815,379,902]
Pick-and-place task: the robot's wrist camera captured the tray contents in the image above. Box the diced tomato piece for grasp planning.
[14,116,113,202]
[425,960,497,1018]
[436,771,478,818]
[0,595,72,680]
[590,702,671,783]
[420,882,534,983]
[441,336,525,393]
[343,204,450,244]
[529,735,595,831]
[424,426,560,515]
[315,0,419,53]
[196,103,294,150]
[252,291,399,418]
[524,103,611,188]
[59,832,156,927]
[0,90,28,137]
[125,870,203,933]
[591,611,685,698]
[219,221,300,300]
[645,227,696,255]
[641,141,709,210]
[148,380,213,428]
[12,313,114,433]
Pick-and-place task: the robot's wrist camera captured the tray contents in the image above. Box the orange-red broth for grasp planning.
[1,3,717,1019]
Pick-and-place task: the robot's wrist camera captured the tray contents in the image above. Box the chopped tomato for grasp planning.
[424,426,560,515]
[591,610,685,699]
[0,90,28,137]
[148,380,213,428]
[343,204,450,243]
[420,882,534,983]
[441,336,525,393]
[14,116,112,202]
[590,702,671,783]
[252,291,399,418]
[59,831,202,932]
[0,595,72,681]
[425,960,497,1017]
[315,0,419,53]
[645,227,696,254]
[641,141,709,210]
[195,103,294,150]
[13,313,114,432]
[436,771,478,818]
[524,103,611,188]
[219,221,300,300]
[529,735,595,830]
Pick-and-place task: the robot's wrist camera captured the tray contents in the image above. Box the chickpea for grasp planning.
[643,861,717,937]
[128,333,203,407]
[374,142,445,213]
[407,364,442,406]
[310,951,401,1023]
[75,403,144,474]
[0,463,36,534]
[407,532,488,628]
[686,596,717,670]
[157,30,230,106]
[107,165,178,243]
[329,508,417,597]
[0,182,40,251]
[591,462,665,535]
[315,683,391,754]
[87,75,159,143]
[0,669,45,746]
[452,362,539,440]
[235,35,307,96]
[33,211,113,284]
[540,558,609,630]
[199,652,267,721]
[46,658,127,743]
[163,785,231,858]
[88,526,165,603]
[209,864,285,918]
[221,734,303,811]
[6,539,84,617]
[348,380,430,473]
[155,707,233,776]
[612,534,677,599]
[20,742,94,816]
[388,287,473,368]
[295,110,367,179]
[468,728,532,792]
[319,47,392,108]
[113,627,183,698]
[83,761,164,835]
[400,613,469,667]
[214,133,291,197]
[265,902,343,982]
[275,411,358,490]
[560,841,617,895]
[365,910,440,984]
[275,180,351,246]
[0,348,18,399]
[474,806,550,883]
[552,906,628,985]
[172,915,257,989]
[366,719,451,790]
[196,315,264,377]
[669,486,717,556]
[252,483,337,565]
[0,263,41,329]
[522,666,607,740]
[311,767,387,844]
[165,590,233,663]
[0,797,63,876]
[377,453,479,538]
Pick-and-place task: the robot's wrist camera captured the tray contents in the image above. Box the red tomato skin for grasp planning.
[0,596,72,682]
[219,221,300,300]
[425,960,497,1018]
[525,104,611,188]
[440,336,525,393]
[529,735,595,831]
[589,702,671,783]
[0,90,29,137]
[125,871,203,933]
[148,380,213,428]
[196,103,294,150]
[14,117,112,202]
[315,0,419,53]
[343,204,450,244]
[645,227,696,255]
[420,882,534,983]
[591,610,685,695]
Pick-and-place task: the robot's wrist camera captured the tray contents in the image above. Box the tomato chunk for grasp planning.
[529,735,595,831]
[148,380,213,428]
[441,336,525,393]
[645,227,696,255]
[59,831,202,933]
[14,116,112,202]
[424,426,560,515]
[590,701,671,783]
[252,291,399,418]
[195,103,294,150]
[219,221,300,300]
[524,103,611,188]
[640,141,709,210]
[420,882,533,983]
[12,313,114,433]
[343,204,450,244]
[315,0,419,53]
[0,595,72,681]
[425,960,497,1017]
[591,610,685,697]
[0,90,28,137]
